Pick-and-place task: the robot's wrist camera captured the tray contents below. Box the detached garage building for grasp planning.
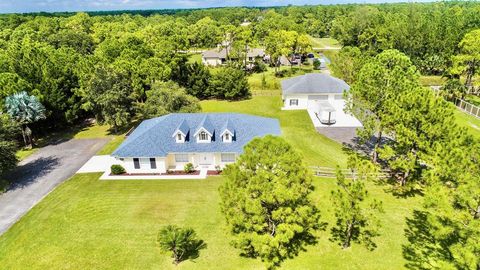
[281,73,362,127]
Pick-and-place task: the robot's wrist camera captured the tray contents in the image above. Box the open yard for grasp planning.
[454,109,480,138]
[309,36,341,50]
[0,173,420,270]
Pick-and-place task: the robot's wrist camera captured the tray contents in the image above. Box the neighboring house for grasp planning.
[281,73,362,127]
[112,113,281,174]
[202,47,266,66]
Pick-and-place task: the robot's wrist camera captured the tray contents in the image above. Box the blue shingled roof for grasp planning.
[194,115,215,136]
[281,73,350,95]
[220,118,235,135]
[112,113,281,157]
[174,119,190,136]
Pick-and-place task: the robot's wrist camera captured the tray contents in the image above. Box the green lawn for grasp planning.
[201,96,346,167]
[309,36,341,50]
[465,94,480,106]
[187,53,202,64]
[419,75,445,86]
[454,109,480,139]
[0,173,419,270]
[248,66,320,92]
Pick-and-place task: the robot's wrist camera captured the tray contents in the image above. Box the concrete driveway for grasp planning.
[0,138,109,235]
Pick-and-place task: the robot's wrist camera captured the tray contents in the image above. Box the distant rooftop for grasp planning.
[281,73,350,95]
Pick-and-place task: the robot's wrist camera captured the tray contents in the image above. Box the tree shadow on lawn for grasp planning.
[342,138,424,199]
[403,210,455,270]
[5,156,60,191]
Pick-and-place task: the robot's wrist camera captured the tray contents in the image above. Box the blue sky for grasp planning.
[1,0,436,14]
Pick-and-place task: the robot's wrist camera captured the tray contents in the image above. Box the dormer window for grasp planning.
[199,131,209,141]
[174,131,185,143]
[222,131,233,143]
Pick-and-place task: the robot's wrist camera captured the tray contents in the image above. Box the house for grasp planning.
[281,73,362,127]
[111,113,281,174]
[202,47,266,67]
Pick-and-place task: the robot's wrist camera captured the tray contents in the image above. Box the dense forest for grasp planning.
[1,2,479,130]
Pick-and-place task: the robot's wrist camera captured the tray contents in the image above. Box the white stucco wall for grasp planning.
[282,93,344,110]
[202,57,221,66]
[117,157,166,174]
[118,152,237,173]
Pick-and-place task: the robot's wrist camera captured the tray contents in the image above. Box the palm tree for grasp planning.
[157,225,206,265]
[5,91,46,148]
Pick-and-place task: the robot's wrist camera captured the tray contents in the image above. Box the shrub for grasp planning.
[184,163,194,173]
[111,164,126,175]
[313,59,321,70]
[158,225,207,265]
[215,165,222,173]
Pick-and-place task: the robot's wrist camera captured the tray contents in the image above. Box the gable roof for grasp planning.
[173,119,190,137]
[220,118,235,136]
[194,115,214,136]
[281,73,350,95]
[112,113,281,158]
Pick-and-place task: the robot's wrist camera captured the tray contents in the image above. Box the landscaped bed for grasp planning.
[109,171,201,176]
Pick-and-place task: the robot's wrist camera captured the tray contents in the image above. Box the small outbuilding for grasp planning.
[281,73,362,128]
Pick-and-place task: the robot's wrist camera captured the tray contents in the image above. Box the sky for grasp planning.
[0,0,436,14]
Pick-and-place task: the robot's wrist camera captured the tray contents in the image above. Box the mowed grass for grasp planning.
[309,36,341,49]
[0,173,419,270]
[201,96,347,167]
[249,66,320,91]
[74,124,126,155]
[454,109,480,139]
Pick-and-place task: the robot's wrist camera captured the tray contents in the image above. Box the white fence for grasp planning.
[455,98,480,119]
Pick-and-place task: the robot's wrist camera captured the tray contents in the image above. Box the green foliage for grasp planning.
[209,67,250,100]
[219,135,320,269]
[5,91,46,147]
[451,29,480,89]
[0,114,18,188]
[331,3,480,74]
[347,49,419,161]
[404,141,480,270]
[330,155,383,250]
[440,78,468,101]
[183,163,194,174]
[329,46,367,84]
[137,81,201,119]
[77,65,133,131]
[184,62,211,99]
[312,58,321,70]
[157,225,207,265]
[110,164,126,175]
[379,87,456,186]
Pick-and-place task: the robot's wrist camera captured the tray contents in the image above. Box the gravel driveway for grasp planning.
[0,138,109,235]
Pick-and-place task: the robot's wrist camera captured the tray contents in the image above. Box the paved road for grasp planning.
[0,138,109,235]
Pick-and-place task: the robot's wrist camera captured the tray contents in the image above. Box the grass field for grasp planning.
[201,96,346,167]
[454,109,480,138]
[309,36,341,50]
[187,53,202,64]
[419,75,445,86]
[0,173,420,270]
[249,66,320,91]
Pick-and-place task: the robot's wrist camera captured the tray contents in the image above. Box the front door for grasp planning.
[198,153,214,165]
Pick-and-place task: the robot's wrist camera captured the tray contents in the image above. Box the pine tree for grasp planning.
[219,135,320,269]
